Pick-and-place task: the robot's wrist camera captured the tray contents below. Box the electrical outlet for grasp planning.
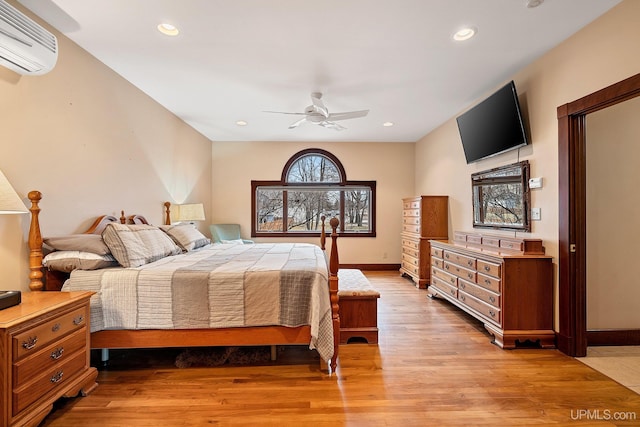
[531,207,541,221]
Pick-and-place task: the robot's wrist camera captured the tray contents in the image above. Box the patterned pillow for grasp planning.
[43,251,118,272]
[102,223,182,268]
[160,224,211,252]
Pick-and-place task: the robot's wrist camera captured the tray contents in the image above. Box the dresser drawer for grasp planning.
[13,350,86,415]
[431,247,444,258]
[476,273,501,293]
[430,276,458,299]
[431,257,444,270]
[458,279,500,308]
[458,291,501,326]
[443,261,476,282]
[403,199,421,210]
[402,245,420,258]
[401,260,419,277]
[402,237,419,250]
[13,306,87,361]
[431,266,457,287]
[476,260,501,278]
[443,251,476,269]
[402,216,420,226]
[403,208,420,217]
[13,328,87,389]
[402,224,420,234]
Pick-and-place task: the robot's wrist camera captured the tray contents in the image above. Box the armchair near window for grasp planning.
[209,224,254,244]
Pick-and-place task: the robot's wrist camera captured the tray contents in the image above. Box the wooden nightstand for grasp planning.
[0,291,98,427]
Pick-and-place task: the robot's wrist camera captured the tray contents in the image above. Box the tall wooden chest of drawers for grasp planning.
[428,232,555,349]
[0,291,98,427]
[400,195,448,288]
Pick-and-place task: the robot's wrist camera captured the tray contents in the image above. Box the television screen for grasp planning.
[456,81,528,164]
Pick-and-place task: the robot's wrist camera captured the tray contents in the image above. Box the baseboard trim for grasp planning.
[587,329,640,346]
[339,264,400,271]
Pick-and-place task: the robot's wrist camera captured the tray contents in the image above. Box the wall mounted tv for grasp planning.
[456,80,528,164]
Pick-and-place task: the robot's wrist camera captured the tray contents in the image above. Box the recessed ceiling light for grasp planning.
[157,23,179,36]
[526,0,544,8]
[383,122,394,127]
[236,120,248,126]
[453,27,477,41]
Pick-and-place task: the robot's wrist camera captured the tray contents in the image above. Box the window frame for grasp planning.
[251,148,376,238]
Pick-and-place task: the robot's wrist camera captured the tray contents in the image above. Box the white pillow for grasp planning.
[43,251,118,272]
[160,224,211,251]
[102,223,182,268]
[221,239,244,245]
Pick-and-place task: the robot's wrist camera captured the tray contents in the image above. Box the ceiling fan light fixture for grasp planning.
[453,27,477,42]
[157,23,179,36]
[236,120,248,126]
[383,122,394,127]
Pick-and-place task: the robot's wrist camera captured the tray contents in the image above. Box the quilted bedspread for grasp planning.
[62,243,334,362]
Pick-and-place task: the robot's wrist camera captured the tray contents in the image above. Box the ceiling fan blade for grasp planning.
[310,92,329,117]
[320,120,346,131]
[288,117,307,129]
[327,110,369,121]
[263,110,307,115]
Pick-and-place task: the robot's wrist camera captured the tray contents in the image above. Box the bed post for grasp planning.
[164,201,171,225]
[329,217,340,372]
[320,215,326,250]
[28,191,44,291]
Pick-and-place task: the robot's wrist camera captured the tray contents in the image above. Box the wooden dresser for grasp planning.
[400,196,448,288]
[0,291,98,427]
[428,232,555,349]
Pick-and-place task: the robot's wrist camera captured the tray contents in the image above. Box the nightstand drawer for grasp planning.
[13,328,86,389]
[13,350,86,415]
[13,306,87,361]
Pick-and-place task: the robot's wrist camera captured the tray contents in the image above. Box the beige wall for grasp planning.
[415,0,640,330]
[211,141,415,264]
[586,96,640,329]
[0,1,212,292]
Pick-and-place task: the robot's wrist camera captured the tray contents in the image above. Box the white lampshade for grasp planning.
[176,203,205,222]
[0,170,28,214]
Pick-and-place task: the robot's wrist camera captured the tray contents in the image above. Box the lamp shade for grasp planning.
[176,203,205,222]
[0,170,28,214]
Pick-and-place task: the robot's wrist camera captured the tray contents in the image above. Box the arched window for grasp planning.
[251,148,376,237]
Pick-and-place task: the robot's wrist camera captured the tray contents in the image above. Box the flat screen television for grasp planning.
[456,81,528,164]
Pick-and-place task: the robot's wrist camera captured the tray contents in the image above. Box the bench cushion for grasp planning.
[337,269,380,297]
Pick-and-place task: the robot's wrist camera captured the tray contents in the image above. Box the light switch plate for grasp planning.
[531,207,541,221]
[529,177,543,188]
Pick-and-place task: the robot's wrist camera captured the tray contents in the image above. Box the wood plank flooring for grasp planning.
[41,271,640,426]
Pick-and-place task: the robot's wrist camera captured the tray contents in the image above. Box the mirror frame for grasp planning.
[471,160,531,232]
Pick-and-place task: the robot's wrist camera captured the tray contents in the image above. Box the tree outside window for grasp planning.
[252,149,376,237]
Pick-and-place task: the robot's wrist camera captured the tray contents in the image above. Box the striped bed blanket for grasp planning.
[62,242,334,362]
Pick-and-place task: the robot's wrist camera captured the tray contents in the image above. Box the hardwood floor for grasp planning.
[41,271,640,426]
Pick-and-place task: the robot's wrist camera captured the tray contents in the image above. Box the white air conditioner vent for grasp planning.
[0,0,57,75]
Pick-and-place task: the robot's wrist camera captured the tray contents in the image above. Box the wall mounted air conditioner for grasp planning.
[0,0,57,75]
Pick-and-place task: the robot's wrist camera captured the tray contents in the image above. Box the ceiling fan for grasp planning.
[265,92,369,131]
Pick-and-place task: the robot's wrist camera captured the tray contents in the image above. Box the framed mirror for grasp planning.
[471,160,530,232]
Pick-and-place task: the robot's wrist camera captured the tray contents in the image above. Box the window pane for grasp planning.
[256,189,284,232]
[343,189,371,232]
[287,190,340,232]
[286,154,341,183]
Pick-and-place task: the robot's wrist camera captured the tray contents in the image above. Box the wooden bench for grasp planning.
[338,269,380,344]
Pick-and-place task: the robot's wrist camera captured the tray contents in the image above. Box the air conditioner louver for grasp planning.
[0,0,57,75]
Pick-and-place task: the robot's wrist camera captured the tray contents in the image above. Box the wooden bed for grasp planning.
[26,191,340,372]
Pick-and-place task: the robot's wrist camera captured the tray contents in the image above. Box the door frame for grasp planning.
[557,73,640,357]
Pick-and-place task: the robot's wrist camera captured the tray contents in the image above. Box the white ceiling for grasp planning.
[19,0,620,143]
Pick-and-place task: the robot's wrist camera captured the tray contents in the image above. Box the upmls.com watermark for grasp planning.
[570,409,637,421]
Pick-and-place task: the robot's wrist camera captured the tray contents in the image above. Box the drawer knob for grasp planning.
[73,315,85,325]
[484,265,491,272]
[490,296,496,303]
[485,279,491,285]
[489,310,496,318]
[459,283,465,289]
[445,265,450,270]
[22,336,38,350]
[460,295,466,301]
[52,323,61,332]
[445,254,450,259]
[450,289,455,296]
[50,371,64,383]
[51,347,65,360]
[468,261,473,266]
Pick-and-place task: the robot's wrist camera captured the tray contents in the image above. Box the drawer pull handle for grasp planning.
[468,261,473,267]
[485,279,491,285]
[445,264,450,270]
[460,295,466,301]
[450,278,455,285]
[50,371,64,383]
[484,266,491,272]
[445,254,450,259]
[22,336,38,350]
[489,296,496,303]
[459,283,465,289]
[52,323,61,332]
[489,310,496,318]
[73,315,84,325]
[51,347,64,360]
